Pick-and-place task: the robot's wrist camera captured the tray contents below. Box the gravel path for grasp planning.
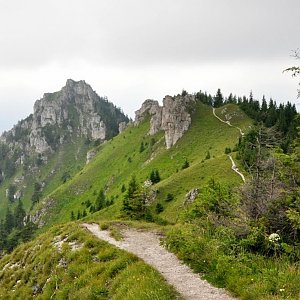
[212,107,246,183]
[228,155,246,183]
[212,107,245,136]
[83,223,234,300]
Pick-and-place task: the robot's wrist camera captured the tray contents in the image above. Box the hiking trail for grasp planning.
[212,107,246,183]
[83,223,234,300]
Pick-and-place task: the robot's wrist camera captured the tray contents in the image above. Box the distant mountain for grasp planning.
[0,79,129,218]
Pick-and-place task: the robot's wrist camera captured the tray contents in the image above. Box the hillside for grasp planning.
[1,87,299,299]
[0,222,180,299]
[0,80,129,220]
[32,100,251,227]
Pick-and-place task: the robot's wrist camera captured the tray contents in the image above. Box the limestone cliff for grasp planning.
[135,94,195,148]
[0,79,129,179]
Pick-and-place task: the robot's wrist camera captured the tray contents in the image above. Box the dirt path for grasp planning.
[83,223,234,300]
[228,155,246,183]
[212,107,246,183]
[212,107,244,136]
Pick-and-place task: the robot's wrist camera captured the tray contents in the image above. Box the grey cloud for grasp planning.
[0,0,299,68]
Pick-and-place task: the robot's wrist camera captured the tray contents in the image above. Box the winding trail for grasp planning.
[228,155,246,183]
[212,108,245,136]
[83,223,234,300]
[212,107,246,183]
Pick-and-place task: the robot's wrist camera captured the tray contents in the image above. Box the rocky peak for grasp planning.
[0,79,129,178]
[135,94,195,148]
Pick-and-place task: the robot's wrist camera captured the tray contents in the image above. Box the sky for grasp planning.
[0,0,299,133]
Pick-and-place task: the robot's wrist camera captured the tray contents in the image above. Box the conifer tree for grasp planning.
[4,208,14,233]
[213,88,224,107]
[14,200,26,229]
[95,189,106,211]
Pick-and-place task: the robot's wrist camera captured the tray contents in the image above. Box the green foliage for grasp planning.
[155,203,164,214]
[95,189,106,211]
[166,193,174,202]
[7,184,16,202]
[224,147,231,154]
[139,141,145,153]
[213,88,224,108]
[14,200,26,229]
[0,224,180,299]
[121,176,155,221]
[164,224,300,299]
[0,204,36,253]
[205,151,211,160]
[181,158,189,169]
[149,169,161,184]
[61,171,71,183]
[121,184,126,193]
[31,182,42,204]
[42,124,61,150]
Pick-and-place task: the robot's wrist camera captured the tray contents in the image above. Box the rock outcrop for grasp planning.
[0,79,129,185]
[1,79,129,154]
[118,121,127,133]
[135,94,195,148]
[184,188,199,205]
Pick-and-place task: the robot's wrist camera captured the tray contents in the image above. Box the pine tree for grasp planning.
[182,158,190,169]
[214,88,224,107]
[205,151,211,160]
[166,193,174,202]
[14,200,26,229]
[122,175,145,219]
[139,141,145,153]
[70,211,75,221]
[154,170,161,183]
[150,170,156,183]
[4,208,14,233]
[155,203,164,214]
[121,184,126,193]
[95,189,106,211]
[0,220,7,250]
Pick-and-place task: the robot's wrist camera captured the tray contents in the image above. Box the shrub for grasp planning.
[182,159,189,169]
[155,203,164,214]
[166,193,174,202]
[224,147,232,154]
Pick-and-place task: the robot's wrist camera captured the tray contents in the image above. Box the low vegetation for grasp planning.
[0,93,299,299]
[0,223,180,299]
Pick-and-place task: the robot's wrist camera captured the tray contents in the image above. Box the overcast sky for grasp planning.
[0,0,299,133]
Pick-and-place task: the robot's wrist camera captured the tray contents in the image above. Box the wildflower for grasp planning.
[268,233,280,244]
[279,288,285,292]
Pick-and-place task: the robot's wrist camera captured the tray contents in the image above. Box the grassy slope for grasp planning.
[40,102,251,227]
[0,222,180,299]
[0,137,89,220]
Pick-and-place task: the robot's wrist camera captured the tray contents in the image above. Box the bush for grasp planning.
[182,159,189,169]
[224,147,232,154]
[155,203,164,214]
[166,193,174,202]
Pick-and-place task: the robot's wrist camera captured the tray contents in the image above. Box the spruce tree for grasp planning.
[214,88,224,107]
[14,200,26,229]
[139,141,145,153]
[95,189,106,211]
[4,208,14,233]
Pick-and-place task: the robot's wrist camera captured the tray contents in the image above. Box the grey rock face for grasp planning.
[135,94,195,148]
[86,149,97,164]
[1,79,129,155]
[118,121,127,133]
[184,188,199,205]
